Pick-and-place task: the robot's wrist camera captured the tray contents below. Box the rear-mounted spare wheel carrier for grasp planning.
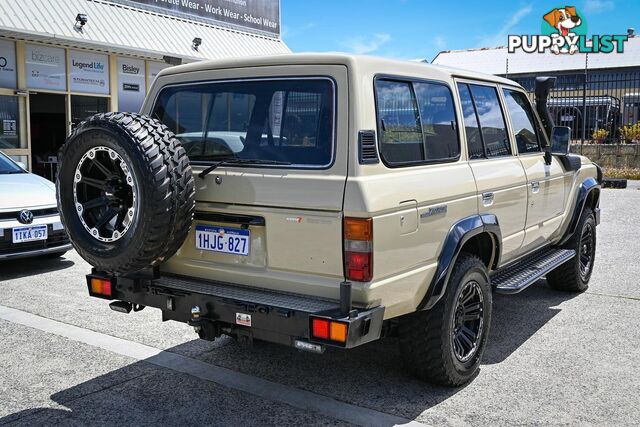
[56,112,195,274]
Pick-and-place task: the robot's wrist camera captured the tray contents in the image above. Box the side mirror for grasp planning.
[550,126,571,155]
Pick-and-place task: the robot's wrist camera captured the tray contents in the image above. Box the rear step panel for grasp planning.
[492,248,575,294]
[97,272,385,349]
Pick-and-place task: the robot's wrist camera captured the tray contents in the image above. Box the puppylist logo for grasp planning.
[508,5,628,55]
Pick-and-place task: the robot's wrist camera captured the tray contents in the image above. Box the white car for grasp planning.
[0,152,71,260]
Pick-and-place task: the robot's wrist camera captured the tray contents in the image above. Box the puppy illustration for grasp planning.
[543,6,582,54]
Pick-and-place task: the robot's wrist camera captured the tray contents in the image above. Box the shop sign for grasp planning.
[0,40,17,89]
[25,44,67,91]
[117,57,146,112]
[113,0,280,35]
[70,51,110,95]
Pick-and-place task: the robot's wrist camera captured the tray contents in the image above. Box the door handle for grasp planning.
[531,181,540,194]
[482,192,494,207]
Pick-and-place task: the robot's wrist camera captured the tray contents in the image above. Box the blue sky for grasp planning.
[281,0,638,61]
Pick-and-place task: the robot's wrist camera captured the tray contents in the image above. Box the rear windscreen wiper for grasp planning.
[198,158,292,179]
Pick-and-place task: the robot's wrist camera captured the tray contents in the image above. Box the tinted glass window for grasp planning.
[469,84,511,157]
[457,83,484,159]
[152,79,334,167]
[0,95,20,149]
[375,79,459,165]
[414,82,459,160]
[0,151,24,174]
[376,80,423,164]
[503,89,541,153]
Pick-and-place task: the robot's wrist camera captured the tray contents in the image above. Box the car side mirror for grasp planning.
[550,126,571,155]
[549,126,581,171]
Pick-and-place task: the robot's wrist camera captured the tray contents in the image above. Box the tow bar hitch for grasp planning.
[188,305,221,341]
[109,301,145,314]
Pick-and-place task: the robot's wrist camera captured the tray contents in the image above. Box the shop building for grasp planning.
[0,0,288,178]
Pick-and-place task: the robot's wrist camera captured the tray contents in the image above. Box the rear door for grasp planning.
[148,66,348,299]
[501,87,566,252]
[456,81,528,263]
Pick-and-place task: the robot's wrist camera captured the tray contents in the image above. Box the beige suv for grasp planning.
[56,54,601,386]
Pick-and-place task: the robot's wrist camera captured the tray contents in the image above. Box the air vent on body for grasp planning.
[358,130,379,164]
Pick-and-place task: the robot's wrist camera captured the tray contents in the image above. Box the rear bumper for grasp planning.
[89,272,385,350]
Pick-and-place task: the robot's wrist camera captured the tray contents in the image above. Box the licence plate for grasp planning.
[195,225,250,256]
[12,225,48,243]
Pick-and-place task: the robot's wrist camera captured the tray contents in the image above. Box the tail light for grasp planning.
[310,317,348,344]
[344,217,373,282]
[87,275,114,299]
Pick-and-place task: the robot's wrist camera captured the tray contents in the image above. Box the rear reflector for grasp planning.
[89,277,113,298]
[310,317,349,344]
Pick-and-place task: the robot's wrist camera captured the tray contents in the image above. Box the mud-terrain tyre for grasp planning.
[56,112,195,274]
[547,210,596,292]
[399,253,492,386]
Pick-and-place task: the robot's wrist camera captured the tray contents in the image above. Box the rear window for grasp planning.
[375,78,459,166]
[152,79,335,167]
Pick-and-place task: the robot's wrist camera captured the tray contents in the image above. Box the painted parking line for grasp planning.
[0,305,427,427]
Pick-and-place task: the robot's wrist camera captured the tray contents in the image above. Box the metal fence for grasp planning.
[511,70,640,144]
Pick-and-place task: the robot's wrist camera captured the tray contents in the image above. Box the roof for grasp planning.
[432,37,640,75]
[159,52,521,86]
[0,0,289,62]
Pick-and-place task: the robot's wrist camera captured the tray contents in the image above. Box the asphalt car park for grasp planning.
[1,183,639,426]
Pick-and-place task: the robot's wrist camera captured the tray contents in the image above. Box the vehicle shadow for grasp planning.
[0,280,579,425]
[0,255,75,282]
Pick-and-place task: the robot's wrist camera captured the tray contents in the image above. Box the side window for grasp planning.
[375,80,424,164]
[457,83,484,159]
[414,82,460,160]
[375,79,460,165]
[469,84,512,157]
[502,89,542,154]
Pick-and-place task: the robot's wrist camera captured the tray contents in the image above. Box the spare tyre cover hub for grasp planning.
[73,146,137,243]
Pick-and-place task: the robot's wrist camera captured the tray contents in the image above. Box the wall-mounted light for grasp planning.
[163,56,182,66]
[14,90,28,97]
[75,14,88,27]
[192,37,202,51]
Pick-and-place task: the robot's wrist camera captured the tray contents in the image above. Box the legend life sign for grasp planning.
[118,0,280,36]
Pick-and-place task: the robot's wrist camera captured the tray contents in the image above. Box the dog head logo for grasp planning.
[543,6,582,37]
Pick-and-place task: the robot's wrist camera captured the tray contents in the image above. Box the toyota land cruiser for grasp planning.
[56,54,601,386]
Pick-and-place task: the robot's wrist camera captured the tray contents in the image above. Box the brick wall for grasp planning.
[571,144,640,168]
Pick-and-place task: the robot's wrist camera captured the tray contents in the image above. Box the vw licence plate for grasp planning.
[195,225,250,256]
[12,225,48,243]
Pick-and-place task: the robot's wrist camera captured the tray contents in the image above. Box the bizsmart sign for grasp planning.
[508,5,628,55]
[112,0,280,36]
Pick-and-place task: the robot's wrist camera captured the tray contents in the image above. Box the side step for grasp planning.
[491,248,576,294]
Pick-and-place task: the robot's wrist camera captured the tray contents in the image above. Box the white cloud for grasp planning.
[434,36,446,50]
[341,33,391,55]
[477,4,533,47]
[281,22,315,40]
[583,0,615,13]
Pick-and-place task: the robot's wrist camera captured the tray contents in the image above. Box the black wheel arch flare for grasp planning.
[558,177,601,246]
[418,214,501,311]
